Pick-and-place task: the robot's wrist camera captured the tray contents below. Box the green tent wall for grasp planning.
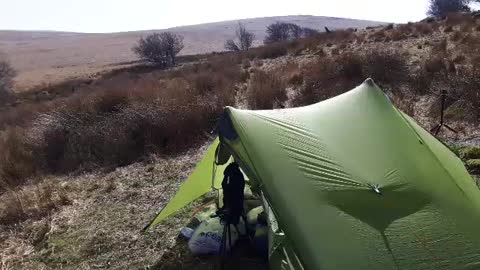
[149,79,480,270]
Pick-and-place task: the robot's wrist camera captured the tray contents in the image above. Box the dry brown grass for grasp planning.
[0,128,36,191]
[293,54,362,106]
[246,70,287,109]
[250,42,289,59]
[0,180,70,225]
[0,56,242,188]
[387,29,406,41]
[414,23,434,36]
[293,48,408,106]
[363,49,408,86]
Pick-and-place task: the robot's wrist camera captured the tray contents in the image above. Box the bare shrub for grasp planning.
[224,40,240,52]
[293,49,409,106]
[0,128,36,190]
[397,24,414,35]
[264,22,302,44]
[369,30,387,41]
[0,55,16,105]
[388,29,406,41]
[450,30,464,41]
[428,0,470,17]
[293,55,364,106]
[40,80,225,172]
[408,68,434,96]
[241,59,251,69]
[444,25,454,32]
[448,69,480,121]
[273,61,302,86]
[132,32,184,67]
[363,49,409,87]
[0,102,53,130]
[288,73,304,85]
[224,22,255,51]
[252,42,289,59]
[253,59,263,67]
[246,70,287,109]
[19,56,242,174]
[414,23,434,35]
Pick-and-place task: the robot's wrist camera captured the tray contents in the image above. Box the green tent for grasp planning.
[148,79,480,269]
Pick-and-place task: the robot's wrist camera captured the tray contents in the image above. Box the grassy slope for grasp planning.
[1,147,205,269]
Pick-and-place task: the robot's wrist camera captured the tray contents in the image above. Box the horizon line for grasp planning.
[0,14,391,34]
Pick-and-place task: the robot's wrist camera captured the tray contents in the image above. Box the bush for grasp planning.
[444,25,454,32]
[293,55,363,106]
[132,32,184,67]
[450,30,463,41]
[31,84,216,173]
[451,69,480,121]
[293,49,409,106]
[0,128,36,190]
[224,22,255,51]
[363,49,408,86]
[0,54,243,182]
[264,22,304,44]
[0,55,16,105]
[388,30,406,41]
[246,70,287,109]
[252,42,289,59]
[288,73,304,85]
[369,30,387,42]
[414,23,433,35]
[428,0,470,17]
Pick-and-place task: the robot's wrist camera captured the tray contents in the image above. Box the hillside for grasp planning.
[1,12,480,270]
[0,15,384,90]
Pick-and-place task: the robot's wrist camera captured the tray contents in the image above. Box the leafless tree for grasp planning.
[264,22,292,44]
[132,32,184,67]
[0,54,16,105]
[264,22,316,44]
[428,0,470,16]
[224,22,255,51]
[224,39,240,51]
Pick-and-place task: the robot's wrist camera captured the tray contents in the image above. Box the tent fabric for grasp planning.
[146,139,226,229]
[221,79,480,269]
[149,79,480,269]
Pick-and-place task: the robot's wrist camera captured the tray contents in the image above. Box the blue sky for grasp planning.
[0,0,433,33]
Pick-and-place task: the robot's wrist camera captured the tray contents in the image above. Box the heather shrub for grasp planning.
[0,55,16,106]
[0,128,36,190]
[246,70,287,109]
[363,49,408,87]
[293,49,409,106]
[132,32,184,67]
[252,42,289,59]
[415,23,434,35]
[293,55,363,106]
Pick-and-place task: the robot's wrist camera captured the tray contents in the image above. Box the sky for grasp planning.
[0,0,433,33]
